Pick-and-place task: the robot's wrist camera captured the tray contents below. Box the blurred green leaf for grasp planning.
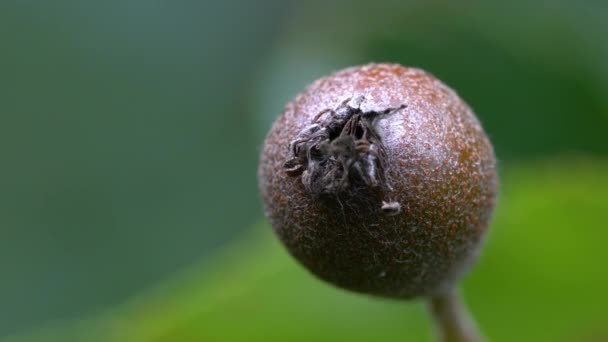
[254,0,608,161]
[7,159,608,342]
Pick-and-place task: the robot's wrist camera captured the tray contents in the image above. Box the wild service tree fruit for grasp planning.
[258,63,497,299]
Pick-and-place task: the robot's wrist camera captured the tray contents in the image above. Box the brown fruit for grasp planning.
[258,63,497,299]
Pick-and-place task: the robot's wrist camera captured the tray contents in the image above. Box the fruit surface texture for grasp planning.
[259,63,497,298]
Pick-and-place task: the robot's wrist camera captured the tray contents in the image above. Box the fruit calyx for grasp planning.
[283,96,405,213]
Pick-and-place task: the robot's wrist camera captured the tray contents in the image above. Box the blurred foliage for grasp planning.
[2,0,608,339]
[0,0,289,335]
[5,161,608,341]
[254,1,608,161]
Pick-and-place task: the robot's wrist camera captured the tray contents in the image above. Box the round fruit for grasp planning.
[258,63,497,299]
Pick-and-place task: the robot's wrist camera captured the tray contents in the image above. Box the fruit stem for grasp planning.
[428,289,484,342]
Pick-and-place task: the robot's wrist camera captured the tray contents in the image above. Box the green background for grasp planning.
[1,1,607,341]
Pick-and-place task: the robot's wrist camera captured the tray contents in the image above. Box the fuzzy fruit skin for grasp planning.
[258,63,497,299]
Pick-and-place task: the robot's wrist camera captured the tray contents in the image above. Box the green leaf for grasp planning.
[7,160,608,342]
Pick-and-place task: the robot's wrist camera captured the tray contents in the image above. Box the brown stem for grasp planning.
[428,289,484,342]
